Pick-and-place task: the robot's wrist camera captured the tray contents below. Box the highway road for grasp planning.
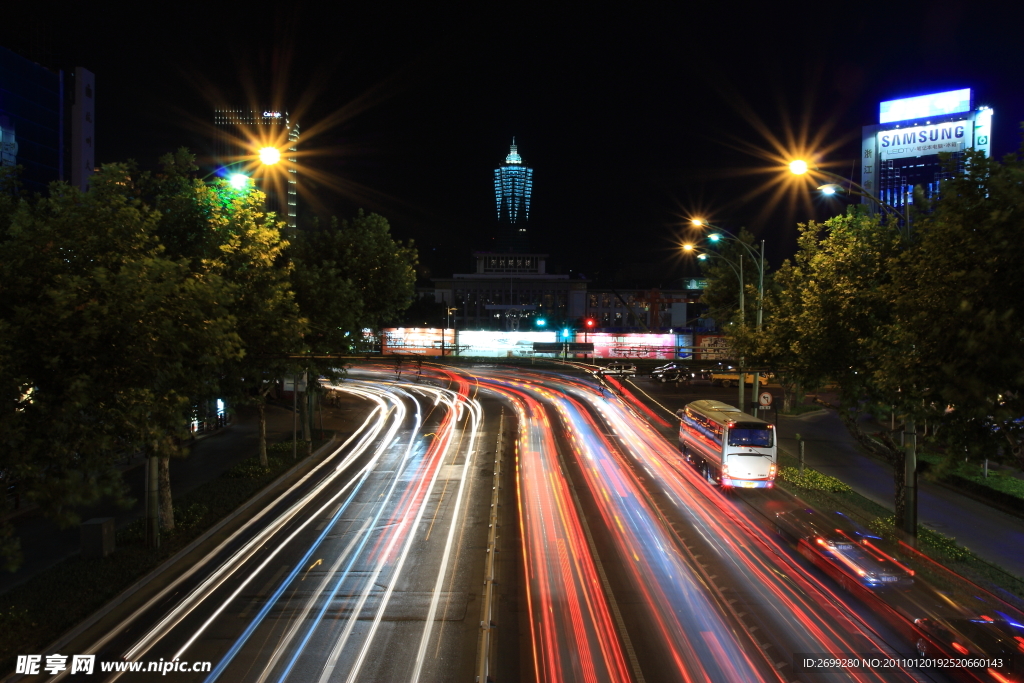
[38,362,1022,683]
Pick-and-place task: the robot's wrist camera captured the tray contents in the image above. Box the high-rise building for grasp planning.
[213,109,299,228]
[493,139,533,250]
[0,46,95,193]
[860,88,992,216]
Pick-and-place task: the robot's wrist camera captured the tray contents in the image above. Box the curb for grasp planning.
[1,434,341,683]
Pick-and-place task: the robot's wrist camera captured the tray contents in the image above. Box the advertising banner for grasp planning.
[381,328,454,355]
[695,334,730,360]
[588,333,677,360]
[456,330,557,357]
[878,121,970,160]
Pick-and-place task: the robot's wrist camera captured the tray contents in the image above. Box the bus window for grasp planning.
[728,425,773,447]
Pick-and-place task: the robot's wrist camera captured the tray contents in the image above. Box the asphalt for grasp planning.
[0,402,306,596]
[625,376,1024,581]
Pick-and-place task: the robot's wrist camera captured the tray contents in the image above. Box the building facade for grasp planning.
[0,46,94,193]
[860,88,992,215]
[494,139,533,251]
[433,252,585,330]
[213,109,299,228]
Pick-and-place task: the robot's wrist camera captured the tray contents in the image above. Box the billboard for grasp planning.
[878,121,970,160]
[381,328,454,355]
[588,333,677,360]
[456,330,557,357]
[879,89,971,124]
[695,335,730,360]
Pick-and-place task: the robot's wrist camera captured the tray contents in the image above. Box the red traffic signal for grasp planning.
[585,318,596,328]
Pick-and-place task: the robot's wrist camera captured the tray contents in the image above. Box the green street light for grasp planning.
[228,173,249,190]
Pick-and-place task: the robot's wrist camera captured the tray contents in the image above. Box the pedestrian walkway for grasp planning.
[0,403,298,596]
[777,408,1024,579]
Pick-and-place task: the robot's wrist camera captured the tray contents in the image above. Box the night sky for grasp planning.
[8,2,1024,285]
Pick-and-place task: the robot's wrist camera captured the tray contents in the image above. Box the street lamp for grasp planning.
[788,159,909,233]
[228,173,249,191]
[689,219,767,410]
[788,159,917,537]
[686,245,750,412]
[258,146,282,165]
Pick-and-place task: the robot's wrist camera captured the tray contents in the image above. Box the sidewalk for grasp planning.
[0,404,297,596]
[777,408,1024,579]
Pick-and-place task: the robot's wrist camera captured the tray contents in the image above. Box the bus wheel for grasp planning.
[721,380,731,388]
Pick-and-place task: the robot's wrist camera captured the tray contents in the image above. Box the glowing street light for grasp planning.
[258,146,281,165]
[789,159,810,175]
[228,173,249,190]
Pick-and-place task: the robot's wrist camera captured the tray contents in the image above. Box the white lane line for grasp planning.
[409,398,482,682]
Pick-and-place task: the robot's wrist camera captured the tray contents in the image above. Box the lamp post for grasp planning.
[788,159,917,537]
[684,243,748,413]
[788,160,910,237]
[689,219,767,411]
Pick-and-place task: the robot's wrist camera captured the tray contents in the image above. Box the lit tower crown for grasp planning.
[494,138,533,223]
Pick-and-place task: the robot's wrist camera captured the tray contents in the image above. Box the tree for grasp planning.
[0,164,240,561]
[290,211,417,364]
[878,147,1024,469]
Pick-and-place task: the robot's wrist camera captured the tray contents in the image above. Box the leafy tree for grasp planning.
[0,165,240,562]
[290,211,417,363]
[878,148,1024,469]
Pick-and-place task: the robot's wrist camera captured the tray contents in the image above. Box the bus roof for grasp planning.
[678,399,771,426]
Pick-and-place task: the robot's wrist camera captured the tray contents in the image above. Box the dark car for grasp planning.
[651,362,685,382]
[914,615,1024,679]
[776,508,914,590]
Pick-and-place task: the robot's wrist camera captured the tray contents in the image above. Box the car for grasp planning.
[913,615,1024,677]
[603,361,637,377]
[651,362,686,382]
[776,508,914,591]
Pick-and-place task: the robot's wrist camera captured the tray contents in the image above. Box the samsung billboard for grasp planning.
[878,121,970,160]
[878,88,971,124]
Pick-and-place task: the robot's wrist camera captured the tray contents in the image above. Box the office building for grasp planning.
[213,109,299,228]
[861,88,992,215]
[0,46,95,194]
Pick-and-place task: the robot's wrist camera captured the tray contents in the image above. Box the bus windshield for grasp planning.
[728,424,773,448]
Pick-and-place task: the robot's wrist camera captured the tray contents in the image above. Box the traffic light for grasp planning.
[585,318,596,328]
[536,317,546,327]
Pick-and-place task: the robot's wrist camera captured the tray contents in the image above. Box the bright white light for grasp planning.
[259,147,281,165]
[821,185,836,195]
[789,159,809,175]
[709,234,721,242]
[228,173,248,190]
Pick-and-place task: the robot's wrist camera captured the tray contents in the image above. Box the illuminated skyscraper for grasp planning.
[494,139,533,250]
[213,109,299,228]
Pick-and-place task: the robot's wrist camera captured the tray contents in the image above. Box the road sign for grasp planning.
[758,391,773,407]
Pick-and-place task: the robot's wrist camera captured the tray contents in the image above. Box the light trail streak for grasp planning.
[186,385,407,670]
[568,375,921,682]
[481,379,634,683]
[538,382,768,682]
[52,389,393,683]
[409,383,482,681]
[321,382,469,683]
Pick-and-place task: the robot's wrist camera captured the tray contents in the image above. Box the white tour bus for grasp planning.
[677,399,777,489]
